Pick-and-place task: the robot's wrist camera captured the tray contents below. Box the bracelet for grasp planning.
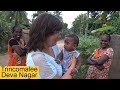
[74,68,78,73]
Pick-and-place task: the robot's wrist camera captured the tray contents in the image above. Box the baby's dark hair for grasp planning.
[65,34,79,46]
[12,25,22,33]
[101,34,111,42]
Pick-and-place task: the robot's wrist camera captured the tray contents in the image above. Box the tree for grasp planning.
[71,13,88,36]
[0,11,30,49]
[53,11,63,22]
[32,11,48,22]
[4,11,29,27]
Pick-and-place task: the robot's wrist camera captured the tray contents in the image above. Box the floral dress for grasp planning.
[85,48,114,79]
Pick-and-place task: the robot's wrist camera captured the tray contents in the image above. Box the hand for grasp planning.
[70,68,78,76]
[95,65,104,70]
[55,59,61,64]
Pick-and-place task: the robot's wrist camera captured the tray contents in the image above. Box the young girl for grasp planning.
[55,34,82,77]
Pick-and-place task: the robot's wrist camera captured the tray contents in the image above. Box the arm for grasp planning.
[93,54,109,65]
[32,53,76,79]
[9,39,27,56]
[32,53,58,79]
[87,55,97,65]
[55,50,63,64]
[75,55,82,70]
[12,45,23,56]
[95,48,114,65]
[9,39,23,56]
[70,55,82,76]
[61,56,76,79]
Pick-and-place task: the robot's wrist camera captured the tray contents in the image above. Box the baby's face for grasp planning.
[64,37,76,51]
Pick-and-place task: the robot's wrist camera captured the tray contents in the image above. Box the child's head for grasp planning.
[64,34,79,51]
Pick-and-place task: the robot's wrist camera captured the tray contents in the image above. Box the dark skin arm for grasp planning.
[55,50,63,64]
[87,55,96,65]
[70,55,82,76]
[12,45,23,56]
[87,54,109,70]
[91,54,109,65]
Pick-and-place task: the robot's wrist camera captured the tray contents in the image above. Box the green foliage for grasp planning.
[71,13,88,35]
[0,41,8,54]
[91,26,115,34]
[77,35,100,58]
[111,14,120,35]
[75,35,100,79]
[0,11,30,52]
[74,59,89,79]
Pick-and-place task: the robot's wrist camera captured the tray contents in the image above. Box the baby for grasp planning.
[56,34,82,77]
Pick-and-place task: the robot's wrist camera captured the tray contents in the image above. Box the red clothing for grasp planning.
[8,38,26,66]
[86,48,113,79]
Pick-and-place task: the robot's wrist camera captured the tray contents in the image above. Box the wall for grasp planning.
[22,29,29,45]
[108,35,120,79]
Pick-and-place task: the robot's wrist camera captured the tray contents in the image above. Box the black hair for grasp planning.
[65,34,79,46]
[101,34,111,42]
[12,25,22,33]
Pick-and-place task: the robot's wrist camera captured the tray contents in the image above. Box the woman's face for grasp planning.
[100,36,109,48]
[13,28,22,41]
[64,37,75,51]
[46,32,60,47]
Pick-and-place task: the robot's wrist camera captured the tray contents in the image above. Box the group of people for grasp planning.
[7,13,114,79]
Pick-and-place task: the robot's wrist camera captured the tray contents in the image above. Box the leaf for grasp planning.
[91,26,114,34]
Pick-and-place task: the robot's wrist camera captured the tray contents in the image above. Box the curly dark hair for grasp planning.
[11,25,22,33]
[101,34,111,42]
[65,34,79,46]
[27,13,63,52]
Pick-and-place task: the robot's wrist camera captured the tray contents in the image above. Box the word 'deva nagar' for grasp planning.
[0,66,39,79]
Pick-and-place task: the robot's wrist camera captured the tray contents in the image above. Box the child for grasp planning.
[55,34,82,77]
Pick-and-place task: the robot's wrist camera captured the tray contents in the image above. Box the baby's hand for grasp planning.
[70,68,78,76]
[55,59,61,64]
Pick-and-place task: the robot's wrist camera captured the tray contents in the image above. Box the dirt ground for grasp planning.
[0,53,9,66]
[0,40,64,66]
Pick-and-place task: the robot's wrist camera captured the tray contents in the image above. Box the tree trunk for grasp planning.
[85,11,89,36]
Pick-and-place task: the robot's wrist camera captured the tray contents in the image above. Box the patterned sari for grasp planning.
[85,48,113,79]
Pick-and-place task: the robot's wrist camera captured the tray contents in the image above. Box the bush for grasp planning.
[0,38,8,54]
[74,35,100,79]
[77,35,100,59]
[74,59,89,79]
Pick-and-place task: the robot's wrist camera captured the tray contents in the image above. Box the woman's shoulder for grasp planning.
[106,47,114,54]
[107,47,113,51]
[9,38,16,42]
[30,50,45,58]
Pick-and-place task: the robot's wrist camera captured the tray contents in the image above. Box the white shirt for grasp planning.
[26,45,62,79]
